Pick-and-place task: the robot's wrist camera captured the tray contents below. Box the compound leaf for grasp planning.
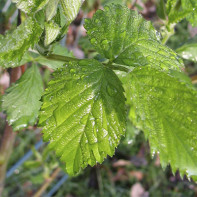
[0,17,42,68]
[84,4,183,71]
[125,66,197,180]
[2,65,43,131]
[39,59,126,175]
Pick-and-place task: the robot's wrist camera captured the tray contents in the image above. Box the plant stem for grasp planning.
[33,168,61,197]
[105,63,131,73]
[46,54,131,72]
[161,23,175,45]
[0,67,22,197]
[46,54,79,62]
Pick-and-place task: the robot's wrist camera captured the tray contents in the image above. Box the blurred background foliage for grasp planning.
[1,0,197,196]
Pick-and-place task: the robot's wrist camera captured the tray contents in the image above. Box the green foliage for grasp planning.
[125,66,197,180]
[84,4,183,71]
[12,0,49,14]
[60,0,84,24]
[45,0,60,21]
[21,44,74,69]
[1,0,197,182]
[2,65,43,131]
[0,17,42,68]
[39,59,126,175]
[166,0,197,26]
[44,21,61,46]
[176,35,197,62]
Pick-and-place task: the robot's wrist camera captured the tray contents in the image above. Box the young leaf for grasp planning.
[84,4,183,71]
[44,21,61,46]
[0,17,42,68]
[166,0,197,26]
[39,59,126,175]
[176,35,197,62]
[12,0,49,13]
[60,0,84,24]
[45,0,60,21]
[125,66,197,180]
[2,65,43,131]
[156,0,167,20]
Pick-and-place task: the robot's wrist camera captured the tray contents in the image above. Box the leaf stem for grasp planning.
[46,54,79,62]
[45,54,131,72]
[104,63,131,73]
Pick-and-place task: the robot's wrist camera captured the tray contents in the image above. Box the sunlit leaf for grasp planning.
[84,4,183,71]
[39,59,126,175]
[2,65,43,131]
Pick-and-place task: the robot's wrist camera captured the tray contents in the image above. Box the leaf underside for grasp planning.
[126,66,197,180]
[84,4,183,71]
[0,17,42,68]
[39,59,126,175]
[12,0,49,13]
[2,65,43,131]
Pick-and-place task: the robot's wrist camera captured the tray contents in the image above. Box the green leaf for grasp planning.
[176,35,197,62]
[2,65,43,131]
[156,0,167,20]
[39,59,126,175]
[60,0,84,24]
[166,0,197,26]
[21,44,74,69]
[0,17,42,68]
[45,0,60,21]
[12,0,49,13]
[125,66,197,180]
[84,4,183,71]
[44,21,61,46]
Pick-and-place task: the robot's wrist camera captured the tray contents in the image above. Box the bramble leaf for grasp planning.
[39,59,126,175]
[44,21,61,46]
[21,44,74,69]
[2,65,43,131]
[125,66,197,180]
[84,4,183,71]
[166,0,197,26]
[60,0,85,24]
[45,0,60,21]
[176,35,197,62]
[0,17,42,68]
[12,0,49,13]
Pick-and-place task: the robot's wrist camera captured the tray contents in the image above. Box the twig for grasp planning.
[33,168,61,197]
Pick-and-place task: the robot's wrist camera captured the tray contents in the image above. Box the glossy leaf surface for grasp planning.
[125,66,197,180]
[2,65,43,131]
[84,4,183,71]
[176,36,197,62]
[39,59,126,175]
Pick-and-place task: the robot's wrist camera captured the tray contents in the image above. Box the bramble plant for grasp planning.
[1,0,197,181]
